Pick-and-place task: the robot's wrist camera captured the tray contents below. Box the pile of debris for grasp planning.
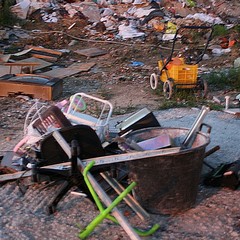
[1,90,240,239]
[1,0,239,45]
[0,86,199,230]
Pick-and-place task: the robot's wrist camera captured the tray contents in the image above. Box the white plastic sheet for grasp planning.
[212,47,231,56]
[127,6,154,18]
[118,22,145,39]
[101,16,118,30]
[10,0,31,19]
[11,0,53,19]
[234,57,240,68]
[186,13,224,24]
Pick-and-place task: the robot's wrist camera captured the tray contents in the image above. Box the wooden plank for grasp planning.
[0,147,180,182]
[75,48,108,58]
[25,45,63,56]
[31,54,58,62]
[4,62,40,74]
[4,62,40,67]
[43,62,96,79]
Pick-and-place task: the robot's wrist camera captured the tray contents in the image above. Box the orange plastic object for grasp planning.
[158,58,198,88]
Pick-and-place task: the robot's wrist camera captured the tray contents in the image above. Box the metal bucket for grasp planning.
[126,127,210,215]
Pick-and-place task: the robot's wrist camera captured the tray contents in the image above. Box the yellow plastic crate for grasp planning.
[158,60,198,88]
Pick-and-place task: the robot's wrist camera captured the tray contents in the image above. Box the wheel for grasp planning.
[196,79,208,98]
[150,73,159,90]
[163,78,174,99]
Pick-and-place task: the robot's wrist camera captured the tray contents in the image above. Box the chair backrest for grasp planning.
[13,105,72,156]
[32,105,72,135]
[40,125,106,166]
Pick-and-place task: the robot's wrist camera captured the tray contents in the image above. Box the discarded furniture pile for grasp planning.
[2,93,239,239]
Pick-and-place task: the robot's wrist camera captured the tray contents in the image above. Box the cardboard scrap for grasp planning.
[43,62,96,79]
[75,48,108,58]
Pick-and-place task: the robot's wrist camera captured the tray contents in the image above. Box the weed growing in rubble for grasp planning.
[157,89,199,109]
[0,0,19,26]
[233,25,240,33]
[205,68,240,91]
[212,25,229,37]
[151,83,198,109]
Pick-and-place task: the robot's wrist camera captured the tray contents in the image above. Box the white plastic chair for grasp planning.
[64,93,113,142]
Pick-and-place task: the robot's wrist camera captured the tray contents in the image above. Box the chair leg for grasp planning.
[47,180,73,215]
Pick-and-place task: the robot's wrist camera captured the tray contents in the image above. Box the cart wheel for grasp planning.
[150,73,158,90]
[163,78,174,99]
[197,79,208,98]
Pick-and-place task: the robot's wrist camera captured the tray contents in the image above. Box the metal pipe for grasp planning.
[52,131,141,240]
[182,106,210,148]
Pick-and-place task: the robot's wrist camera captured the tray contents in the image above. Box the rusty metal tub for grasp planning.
[126,127,210,215]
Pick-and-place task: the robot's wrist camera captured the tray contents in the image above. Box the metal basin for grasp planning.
[126,127,210,215]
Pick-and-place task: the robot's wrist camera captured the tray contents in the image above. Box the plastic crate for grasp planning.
[158,60,198,88]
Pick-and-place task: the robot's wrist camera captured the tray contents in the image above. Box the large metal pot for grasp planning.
[126,127,210,215]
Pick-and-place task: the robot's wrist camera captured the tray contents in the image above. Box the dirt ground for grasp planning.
[0,1,240,239]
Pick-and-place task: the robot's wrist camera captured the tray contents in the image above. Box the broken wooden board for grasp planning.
[25,45,63,57]
[0,57,53,77]
[4,62,40,74]
[75,48,108,58]
[31,54,58,62]
[0,147,180,182]
[43,62,96,79]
